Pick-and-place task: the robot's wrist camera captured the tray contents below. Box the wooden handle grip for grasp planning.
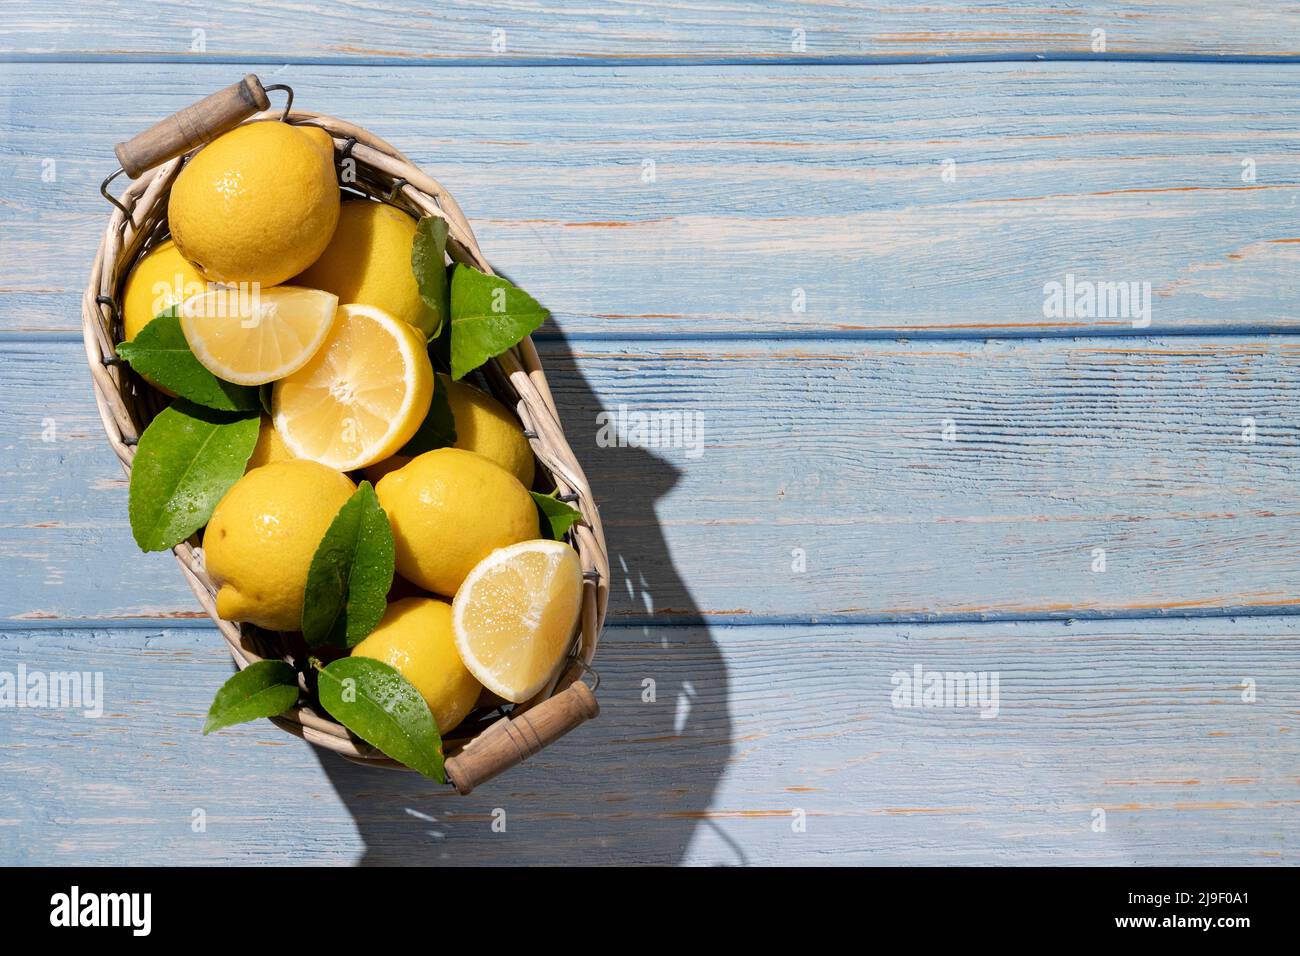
[445,680,599,795]
[114,74,271,178]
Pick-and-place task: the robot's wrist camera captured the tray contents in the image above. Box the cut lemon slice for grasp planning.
[452,539,584,703]
[179,285,338,386]
[272,303,433,471]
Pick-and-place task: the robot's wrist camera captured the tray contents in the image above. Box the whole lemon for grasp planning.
[122,239,207,341]
[168,121,340,286]
[205,460,356,631]
[122,239,209,395]
[365,374,536,487]
[297,125,337,163]
[245,416,296,471]
[351,597,481,734]
[294,200,437,337]
[376,448,537,596]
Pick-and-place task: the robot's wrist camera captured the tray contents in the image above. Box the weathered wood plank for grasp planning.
[6,337,1300,623]
[4,2,1300,61]
[1,618,1294,865]
[4,62,1300,338]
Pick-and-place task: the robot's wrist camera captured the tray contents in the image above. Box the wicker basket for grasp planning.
[82,77,609,794]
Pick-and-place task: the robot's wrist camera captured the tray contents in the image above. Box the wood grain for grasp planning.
[4,63,1300,338]
[4,2,1300,61]
[1,618,1294,865]
[6,337,1300,624]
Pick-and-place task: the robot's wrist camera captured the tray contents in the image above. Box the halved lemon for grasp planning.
[452,540,584,703]
[179,285,338,386]
[272,303,433,471]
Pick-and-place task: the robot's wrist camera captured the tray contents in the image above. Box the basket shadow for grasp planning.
[315,325,735,865]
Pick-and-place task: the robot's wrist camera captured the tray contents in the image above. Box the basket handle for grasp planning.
[445,679,599,795]
[114,74,271,178]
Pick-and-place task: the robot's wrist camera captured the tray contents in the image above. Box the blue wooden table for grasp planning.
[2,3,1299,865]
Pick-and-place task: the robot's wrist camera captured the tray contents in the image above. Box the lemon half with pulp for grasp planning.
[179,285,338,386]
[272,303,433,471]
[452,539,584,703]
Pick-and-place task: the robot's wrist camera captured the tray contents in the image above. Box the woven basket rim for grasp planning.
[82,109,610,776]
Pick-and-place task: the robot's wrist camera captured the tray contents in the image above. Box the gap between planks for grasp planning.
[5,53,1300,69]
[16,328,1300,346]
[15,603,1300,633]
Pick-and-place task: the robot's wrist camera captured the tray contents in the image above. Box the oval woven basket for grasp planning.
[82,94,609,794]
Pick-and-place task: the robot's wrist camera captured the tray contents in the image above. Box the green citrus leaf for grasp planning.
[412,216,450,340]
[127,401,260,552]
[203,660,300,734]
[316,657,445,782]
[397,371,457,456]
[301,482,395,648]
[449,264,548,380]
[115,310,260,412]
[532,491,583,540]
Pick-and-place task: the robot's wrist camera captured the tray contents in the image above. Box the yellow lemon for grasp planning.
[122,239,207,341]
[179,285,339,386]
[364,374,535,487]
[298,125,336,163]
[294,200,438,337]
[452,540,583,703]
[376,448,537,597]
[168,121,340,286]
[245,416,296,470]
[351,597,481,734]
[272,303,433,471]
[205,460,356,632]
[121,239,208,396]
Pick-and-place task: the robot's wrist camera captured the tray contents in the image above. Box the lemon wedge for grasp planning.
[179,285,338,386]
[272,303,433,471]
[452,540,584,703]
